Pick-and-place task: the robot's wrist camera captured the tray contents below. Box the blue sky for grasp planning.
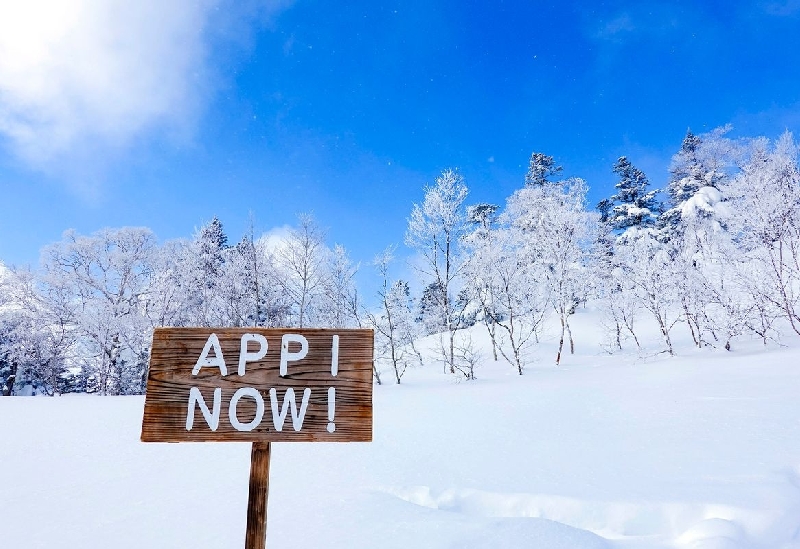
[1,0,799,270]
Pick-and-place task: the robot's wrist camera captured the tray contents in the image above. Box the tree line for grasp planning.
[2,127,799,393]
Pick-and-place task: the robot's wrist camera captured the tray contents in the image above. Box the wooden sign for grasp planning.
[141,328,373,442]
[141,327,374,549]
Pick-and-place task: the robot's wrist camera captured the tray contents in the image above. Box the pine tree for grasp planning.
[466,203,499,232]
[603,157,661,234]
[196,216,228,284]
[525,152,563,187]
[659,128,730,239]
[417,281,447,335]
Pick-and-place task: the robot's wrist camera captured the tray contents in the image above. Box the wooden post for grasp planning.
[245,441,271,549]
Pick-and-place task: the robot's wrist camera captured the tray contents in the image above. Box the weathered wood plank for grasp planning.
[245,442,270,549]
[141,328,373,443]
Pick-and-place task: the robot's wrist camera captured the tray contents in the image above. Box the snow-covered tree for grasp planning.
[367,248,422,384]
[505,178,597,364]
[657,127,741,348]
[472,223,548,374]
[463,203,501,361]
[618,233,684,355]
[40,227,156,394]
[321,244,360,329]
[659,127,734,241]
[216,236,260,327]
[726,131,800,336]
[178,217,230,327]
[593,223,642,352]
[405,168,468,374]
[525,152,563,187]
[602,156,661,235]
[0,267,76,395]
[272,214,331,327]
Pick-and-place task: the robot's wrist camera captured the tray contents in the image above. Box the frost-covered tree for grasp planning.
[40,227,156,394]
[143,239,190,328]
[272,214,331,327]
[473,223,548,374]
[181,217,230,326]
[216,236,260,327]
[506,178,597,364]
[405,169,468,374]
[726,131,800,336]
[593,223,642,352]
[602,156,661,235]
[417,281,446,335]
[463,203,501,361]
[619,233,684,355]
[0,268,76,395]
[525,152,563,187]
[321,244,360,329]
[659,128,733,241]
[656,128,742,348]
[367,248,422,384]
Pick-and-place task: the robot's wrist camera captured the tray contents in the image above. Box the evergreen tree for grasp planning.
[184,217,230,326]
[466,203,499,232]
[659,128,730,239]
[525,152,563,187]
[417,281,447,335]
[596,198,613,224]
[602,157,661,234]
[196,216,228,284]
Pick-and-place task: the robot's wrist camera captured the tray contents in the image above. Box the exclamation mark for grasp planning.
[331,335,339,376]
[328,335,339,433]
[327,387,336,433]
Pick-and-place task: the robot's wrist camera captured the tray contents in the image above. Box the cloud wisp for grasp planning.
[0,0,287,187]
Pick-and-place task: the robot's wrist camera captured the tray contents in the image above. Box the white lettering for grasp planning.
[327,386,336,433]
[279,334,308,377]
[269,387,311,431]
[331,335,339,376]
[238,333,268,376]
[229,387,265,432]
[192,333,227,376]
[186,387,221,431]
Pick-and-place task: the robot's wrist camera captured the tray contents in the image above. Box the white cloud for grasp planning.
[0,0,287,178]
[257,225,292,253]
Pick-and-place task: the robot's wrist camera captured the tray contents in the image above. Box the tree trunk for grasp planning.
[485,318,499,361]
[566,318,574,355]
[372,363,382,385]
[556,314,565,365]
[450,331,455,374]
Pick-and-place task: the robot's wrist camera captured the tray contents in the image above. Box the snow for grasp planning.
[680,185,728,220]
[2,308,800,548]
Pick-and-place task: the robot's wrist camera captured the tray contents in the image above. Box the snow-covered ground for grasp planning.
[2,307,800,548]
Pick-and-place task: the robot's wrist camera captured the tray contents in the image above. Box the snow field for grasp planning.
[2,310,800,548]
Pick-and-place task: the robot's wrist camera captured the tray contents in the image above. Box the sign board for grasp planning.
[141,328,373,443]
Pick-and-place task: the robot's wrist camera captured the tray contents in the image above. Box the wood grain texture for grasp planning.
[141,328,373,442]
[245,442,270,549]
